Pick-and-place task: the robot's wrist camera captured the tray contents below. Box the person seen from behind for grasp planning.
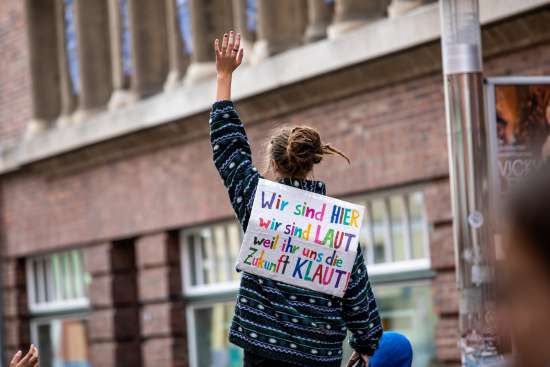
[209,28,413,367]
[498,160,550,367]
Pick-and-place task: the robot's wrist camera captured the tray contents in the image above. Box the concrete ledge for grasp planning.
[1,0,549,174]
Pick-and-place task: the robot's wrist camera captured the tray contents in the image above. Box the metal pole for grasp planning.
[439,1,499,365]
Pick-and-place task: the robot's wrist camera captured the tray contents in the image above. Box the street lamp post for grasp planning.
[439,0,499,365]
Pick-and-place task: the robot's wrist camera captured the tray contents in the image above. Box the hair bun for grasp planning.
[286,127,324,167]
[268,125,350,178]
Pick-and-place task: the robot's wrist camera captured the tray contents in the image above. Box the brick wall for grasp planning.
[2,27,547,257]
[4,42,550,256]
[1,259,30,360]
[136,232,187,367]
[0,71,449,256]
[84,241,142,367]
[2,4,550,366]
[0,0,32,145]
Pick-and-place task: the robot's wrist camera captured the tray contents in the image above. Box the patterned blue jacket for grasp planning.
[210,100,383,367]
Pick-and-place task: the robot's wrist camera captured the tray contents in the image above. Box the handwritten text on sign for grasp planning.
[236,179,365,297]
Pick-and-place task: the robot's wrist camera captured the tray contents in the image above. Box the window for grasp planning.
[26,249,89,313]
[355,191,431,275]
[246,0,257,32]
[31,316,90,367]
[63,0,80,94]
[176,0,193,54]
[181,221,242,297]
[186,301,243,367]
[118,0,132,76]
[181,221,244,367]
[346,189,436,367]
[341,281,437,367]
[377,282,436,366]
[27,249,91,367]
[181,190,434,367]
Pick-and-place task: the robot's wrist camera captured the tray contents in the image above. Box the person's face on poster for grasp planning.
[495,85,550,153]
[496,86,520,145]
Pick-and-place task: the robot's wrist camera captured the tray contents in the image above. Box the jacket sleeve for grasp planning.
[342,246,384,356]
[210,100,260,229]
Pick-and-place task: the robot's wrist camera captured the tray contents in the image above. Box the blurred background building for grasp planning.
[1,0,550,366]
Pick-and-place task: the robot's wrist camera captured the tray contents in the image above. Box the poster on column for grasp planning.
[236,178,365,297]
[486,78,550,259]
[486,78,550,196]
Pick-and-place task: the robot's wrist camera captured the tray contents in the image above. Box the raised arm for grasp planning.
[210,31,259,230]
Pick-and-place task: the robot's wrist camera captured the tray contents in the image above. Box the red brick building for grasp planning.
[1,0,550,366]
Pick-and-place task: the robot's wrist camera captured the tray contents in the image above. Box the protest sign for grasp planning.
[236,179,365,297]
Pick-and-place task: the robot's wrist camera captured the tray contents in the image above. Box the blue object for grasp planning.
[369,332,413,367]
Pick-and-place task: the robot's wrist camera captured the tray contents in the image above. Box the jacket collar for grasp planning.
[278,178,326,195]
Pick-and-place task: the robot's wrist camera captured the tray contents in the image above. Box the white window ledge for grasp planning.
[180,259,432,300]
[29,299,90,316]
[183,282,241,300]
[0,0,547,175]
[368,258,431,277]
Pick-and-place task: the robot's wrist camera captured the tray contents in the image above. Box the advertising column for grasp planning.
[439,1,499,365]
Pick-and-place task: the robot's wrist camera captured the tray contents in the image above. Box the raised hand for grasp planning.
[10,345,39,367]
[214,30,244,77]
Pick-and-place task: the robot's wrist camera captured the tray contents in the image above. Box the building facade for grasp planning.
[1,0,550,366]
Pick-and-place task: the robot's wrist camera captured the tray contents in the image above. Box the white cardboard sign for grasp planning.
[236,179,365,297]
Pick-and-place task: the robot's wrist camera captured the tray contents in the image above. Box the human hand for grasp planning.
[214,30,244,77]
[10,345,39,367]
[347,351,369,367]
[361,353,369,366]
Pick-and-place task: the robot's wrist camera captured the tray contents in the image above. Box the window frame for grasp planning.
[181,220,246,367]
[180,220,243,299]
[30,311,91,367]
[346,185,432,280]
[117,0,132,77]
[185,301,201,367]
[26,250,90,315]
[185,298,239,367]
[340,278,437,366]
[62,0,80,95]
[175,0,193,54]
